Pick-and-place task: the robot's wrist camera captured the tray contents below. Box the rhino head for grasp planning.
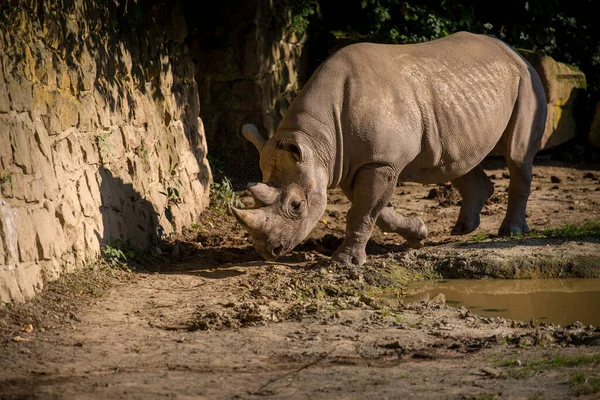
[231,124,328,261]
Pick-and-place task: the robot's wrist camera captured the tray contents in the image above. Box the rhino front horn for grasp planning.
[231,207,267,233]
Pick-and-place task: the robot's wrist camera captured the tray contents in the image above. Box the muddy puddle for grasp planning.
[403,279,600,326]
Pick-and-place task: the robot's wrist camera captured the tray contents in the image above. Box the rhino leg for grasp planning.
[498,67,546,236]
[333,165,397,266]
[499,161,533,235]
[376,206,428,248]
[450,164,494,235]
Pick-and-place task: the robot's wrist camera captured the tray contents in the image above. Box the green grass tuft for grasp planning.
[498,354,600,380]
[527,220,600,240]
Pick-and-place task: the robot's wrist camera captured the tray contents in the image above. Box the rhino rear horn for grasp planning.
[247,182,279,206]
[241,124,266,153]
[231,207,267,233]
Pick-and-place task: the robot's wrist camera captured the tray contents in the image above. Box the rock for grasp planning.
[522,51,586,149]
[428,292,446,305]
[378,341,404,349]
[490,51,586,156]
[589,101,600,149]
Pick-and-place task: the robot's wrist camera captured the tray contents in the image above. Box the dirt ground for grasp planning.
[1,157,600,399]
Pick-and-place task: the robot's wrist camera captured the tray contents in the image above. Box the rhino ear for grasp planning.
[247,182,279,206]
[277,138,302,162]
[241,124,266,153]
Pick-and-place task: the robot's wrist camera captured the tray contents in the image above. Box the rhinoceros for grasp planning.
[232,31,547,266]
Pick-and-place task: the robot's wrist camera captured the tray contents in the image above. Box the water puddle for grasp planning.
[403,279,600,326]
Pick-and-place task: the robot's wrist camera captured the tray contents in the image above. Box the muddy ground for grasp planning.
[1,158,600,399]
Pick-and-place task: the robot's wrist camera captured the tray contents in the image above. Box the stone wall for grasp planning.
[0,0,211,302]
[184,0,308,182]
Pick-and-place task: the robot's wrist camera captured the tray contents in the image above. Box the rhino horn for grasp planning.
[241,124,266,153]
[231,207,266,233]
[247,182,279,206]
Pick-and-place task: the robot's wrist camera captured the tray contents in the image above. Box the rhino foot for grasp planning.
[451,218,481,235]
[332,244,367,266]
[405,238,425,249]
[498,221,530,236]
[451,164,494,236]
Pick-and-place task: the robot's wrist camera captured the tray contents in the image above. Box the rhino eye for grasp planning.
[291,200,303,212]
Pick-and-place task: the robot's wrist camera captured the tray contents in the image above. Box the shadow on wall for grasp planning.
[95,167,159,250]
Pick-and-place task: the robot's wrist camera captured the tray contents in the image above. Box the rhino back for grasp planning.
[280,32,533,187]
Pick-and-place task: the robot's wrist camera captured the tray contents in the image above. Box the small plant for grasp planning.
[101,238,138,272]
[0,171,11,185]
[210,177,244,211]
[97,130,114,160]
[160,161,183,217]
[102,245,129,271]
[160,186,181,207]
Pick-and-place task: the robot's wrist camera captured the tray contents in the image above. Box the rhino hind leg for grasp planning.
[498,160,534,235]
[376,206,428,248]
[450,164,494,235]
[498,65,546,236]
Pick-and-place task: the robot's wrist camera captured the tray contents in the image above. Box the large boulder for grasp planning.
[588,102,600,149]
[490,51,586,156]
[518,50,587,150]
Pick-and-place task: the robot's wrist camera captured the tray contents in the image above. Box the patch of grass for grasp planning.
[498,354,600,379]
[571,372,600,395]
[189,222,203,232]
[526,220,600,240]
[462,395,498,400]
[471,232,490,242]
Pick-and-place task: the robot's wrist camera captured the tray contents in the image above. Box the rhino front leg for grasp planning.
[451,164,494,235]
[333,165,397,266]
[376,206,428,248]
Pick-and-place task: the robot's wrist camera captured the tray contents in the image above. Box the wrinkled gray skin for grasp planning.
[232,32,547,266]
